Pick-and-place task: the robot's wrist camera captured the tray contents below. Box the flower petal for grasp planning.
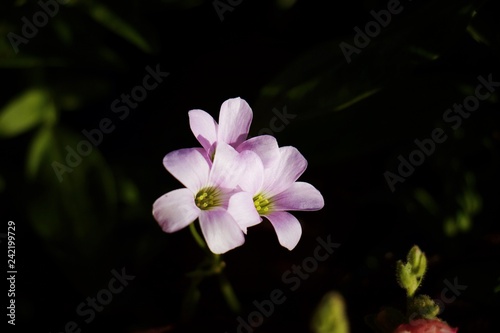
[209,142,242,189]
[265,211,302,250]
[188,109,218,153]
[237,135,280,169]
[272,182,324,211]
[153,188,200,233]
[163,147,210,192]
[237,149,264,194]
[199,209,245,254]
[264,146,307,196]
[228,192,262,233]
[218,97,252,147]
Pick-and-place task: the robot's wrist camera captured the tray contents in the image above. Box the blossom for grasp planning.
[154,97,324,253]
[393,319,458,333]
[228,145,324,250]
[152,142,260,254]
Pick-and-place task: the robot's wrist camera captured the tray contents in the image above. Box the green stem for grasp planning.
[189,222,207,250]
[187,221,241,314]
[219,272,241,313]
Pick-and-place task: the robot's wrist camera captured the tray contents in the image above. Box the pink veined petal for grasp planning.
[237,149,264,194]
[263,146,308,196]
[265,211,302,250]
[152,188,200,233]
[163,147,210,193]
[227,192,262,233]
[237,135,280,169]
[209,142,243,189]
[199,209,245,254]
[272,182,324,211]
[188,109,219,153]
[218,97,253,147]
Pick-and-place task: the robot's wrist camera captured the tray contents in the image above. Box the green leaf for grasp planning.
[467,2,500,49]
[25,126,54,179]
[0,89,51,138]
[83,2,153,53]
[27,125,118,259]
[52,17,74,45]
[414,188,440,216]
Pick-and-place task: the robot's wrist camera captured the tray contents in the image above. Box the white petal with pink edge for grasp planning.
[153,188,200,233]
[163,147,210,193]
[188,109,218,153]
[265,211,302,250]
[236,149,264,194]
[218,97,252,147]
[199,209,245,254]
[264,146,307,196]
[209,142,244,189]
[228,192,262,233]
[237,135,280,169]
[272,182,324,211]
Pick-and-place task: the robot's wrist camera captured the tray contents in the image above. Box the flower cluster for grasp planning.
[153,97,324,254]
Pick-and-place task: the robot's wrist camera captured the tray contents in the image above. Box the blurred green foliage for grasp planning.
[311,291,350,333]
[0,0,499,331]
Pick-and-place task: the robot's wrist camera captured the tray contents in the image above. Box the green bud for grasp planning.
[407,245,427,280]
[311,291,350,333]
[396,246,428,297]
[408,294,440,319]
[396,261,418,297]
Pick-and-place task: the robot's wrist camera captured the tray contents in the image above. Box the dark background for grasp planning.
[1,0,499,332]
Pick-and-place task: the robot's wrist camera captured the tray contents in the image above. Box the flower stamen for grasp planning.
[253,194,272,214]
[195,187,220,210]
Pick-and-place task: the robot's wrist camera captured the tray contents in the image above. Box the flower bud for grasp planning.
[396,260,418,297]
[396,246,428,297]
[407,245,427,279]
[408,294,440,320]
[311,291,349,333]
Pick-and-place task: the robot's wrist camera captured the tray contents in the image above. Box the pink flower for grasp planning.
[152,142,260,254]
[393,319,458,333]
[154,96,324,253]
[228,145,324,250]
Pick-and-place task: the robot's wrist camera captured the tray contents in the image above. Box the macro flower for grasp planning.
[228,145,324,250]
[393,319,458,333]
[154,97,324,253]
[152,142,260,254]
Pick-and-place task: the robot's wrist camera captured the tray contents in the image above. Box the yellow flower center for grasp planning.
[195,187,220,210]
[253,194,272,214]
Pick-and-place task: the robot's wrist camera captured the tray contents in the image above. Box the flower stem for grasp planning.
[219,272,241,313]
[189,222,207,250]
[187,221,241,314]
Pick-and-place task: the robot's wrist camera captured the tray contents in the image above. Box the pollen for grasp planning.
[253,194,272,214]
[195,187,220,210]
